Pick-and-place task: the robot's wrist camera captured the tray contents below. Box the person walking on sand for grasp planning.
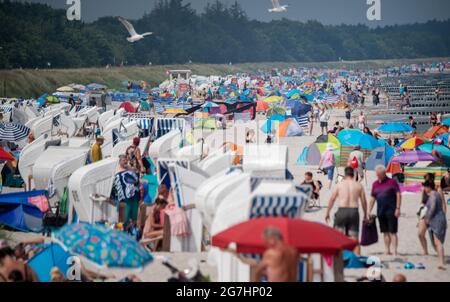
[418,180,447,270]
[234,227,299,282]
[319,106,330,135]
[368,165,402,256]
[325,167,368,255]
[319,143,336,190]
[348,145,365,182]
[345,105,353,128]
[358,111,366,131]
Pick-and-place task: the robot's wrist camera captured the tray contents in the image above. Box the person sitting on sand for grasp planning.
[419,180,447,270]
[234,227,299,282]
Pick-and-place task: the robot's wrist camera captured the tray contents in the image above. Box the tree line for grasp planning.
[1,0,450,69]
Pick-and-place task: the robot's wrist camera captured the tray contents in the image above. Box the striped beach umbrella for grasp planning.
[0,123,30,142]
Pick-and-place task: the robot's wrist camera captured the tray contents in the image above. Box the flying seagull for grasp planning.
[269,0,288,13]
[118,16,153,43]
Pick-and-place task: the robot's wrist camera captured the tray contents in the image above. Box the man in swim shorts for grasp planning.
[325,167,368,255]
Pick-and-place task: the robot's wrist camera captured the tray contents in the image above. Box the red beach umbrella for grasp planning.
[212,217,357,255]
[0,147,14,161]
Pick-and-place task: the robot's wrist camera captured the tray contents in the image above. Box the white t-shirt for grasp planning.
[319,111,330,122]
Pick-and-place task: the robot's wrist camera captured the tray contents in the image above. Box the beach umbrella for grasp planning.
[212,217,358,255]
[377,123,413,133]
[399,137,426,150]
[337,129,380,149]
[390,150,437,164]
[164,108,187,114]
[443,118,450,127]
[0,146,14,161]
[45,95,60,104]
[266,106,286,118]
[54,223,153,269]
[0,123,30,142]
[27,243,72,282]
[87,83,107,91]
[119,101,138,113]
[418,143,450,166]
[56,86,75,93]
[256,100,269,112]
[264,96,283,104]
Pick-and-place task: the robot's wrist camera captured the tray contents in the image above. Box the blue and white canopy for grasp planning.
[0,123,30,142]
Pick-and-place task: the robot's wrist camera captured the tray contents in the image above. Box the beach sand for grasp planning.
[4,107,450,282]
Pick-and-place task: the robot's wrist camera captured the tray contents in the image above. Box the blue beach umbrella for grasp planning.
[337,130,380,149]
[377,123,413,133]
[442,118,450,127]
[54,223,153,269]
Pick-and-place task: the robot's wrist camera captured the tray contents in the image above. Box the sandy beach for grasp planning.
[4,105,449,283]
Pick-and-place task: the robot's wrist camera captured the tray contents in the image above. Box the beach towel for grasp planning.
[165,206,191,237]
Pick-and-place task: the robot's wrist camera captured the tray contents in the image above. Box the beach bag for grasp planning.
[360,217,378,246]
[350,156,359,169]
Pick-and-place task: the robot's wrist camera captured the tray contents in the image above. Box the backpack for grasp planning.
[350,156,359,169]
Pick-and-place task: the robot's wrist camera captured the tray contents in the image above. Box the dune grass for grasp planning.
[0,57,448,98]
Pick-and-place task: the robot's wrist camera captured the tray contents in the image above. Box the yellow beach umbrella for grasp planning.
[399,137,426,150]
[163,108,187,114]
[264,96,283,104]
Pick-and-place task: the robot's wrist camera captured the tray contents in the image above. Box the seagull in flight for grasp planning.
[118,17,153,43]
[269,0,288,13]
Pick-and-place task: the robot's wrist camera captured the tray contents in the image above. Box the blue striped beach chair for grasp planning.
[245,192,309,281]
[156,118,186,139]
[157,158,189,193]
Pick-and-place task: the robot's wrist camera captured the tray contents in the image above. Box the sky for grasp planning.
[16,0,450,26]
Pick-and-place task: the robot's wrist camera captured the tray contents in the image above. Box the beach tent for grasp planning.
[0,190,47,232]
[419,125,449,141]
[296,147,308,166]
[277,118,304,137]
[27,243,72,282]
[306,144,321,165]
[305,135,341,165]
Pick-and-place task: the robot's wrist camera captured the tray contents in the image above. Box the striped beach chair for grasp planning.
[249,194,308,219]
[295,114,309,131]
[157,158,190,192]
[156,118,186,139]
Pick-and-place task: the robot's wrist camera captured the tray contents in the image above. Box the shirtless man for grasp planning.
[325,167,368,255]
[236,227,299,282]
